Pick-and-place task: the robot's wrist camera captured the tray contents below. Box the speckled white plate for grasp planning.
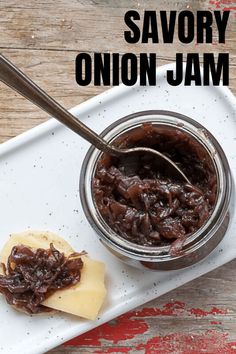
[0,63,236,354]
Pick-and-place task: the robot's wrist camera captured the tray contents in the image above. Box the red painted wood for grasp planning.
[63,302,233,353]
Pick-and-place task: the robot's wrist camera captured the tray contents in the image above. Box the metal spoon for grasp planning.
[0,54,190,183]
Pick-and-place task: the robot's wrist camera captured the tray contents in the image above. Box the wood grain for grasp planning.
[0,0,236,141]
[0,0,236,353]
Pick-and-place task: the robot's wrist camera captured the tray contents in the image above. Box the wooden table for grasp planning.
[0,1,236,353]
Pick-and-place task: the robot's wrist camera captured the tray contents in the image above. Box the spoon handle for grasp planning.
[0,54,115,154]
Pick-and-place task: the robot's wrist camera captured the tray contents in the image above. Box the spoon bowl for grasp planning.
[111,146,190,183]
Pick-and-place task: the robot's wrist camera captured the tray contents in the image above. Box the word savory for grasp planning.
[75,10,230,87]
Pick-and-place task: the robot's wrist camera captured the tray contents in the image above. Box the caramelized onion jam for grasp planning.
[92,123,217,250]
[0,244,83,314]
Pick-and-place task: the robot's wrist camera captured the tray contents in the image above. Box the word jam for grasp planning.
[75,10,230,87]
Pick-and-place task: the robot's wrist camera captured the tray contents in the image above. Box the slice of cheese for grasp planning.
[0,231,106,320]
[43,256,106,320]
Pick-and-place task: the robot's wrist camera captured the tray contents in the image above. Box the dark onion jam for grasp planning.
[0,243,83,314]
[92,123,217,252]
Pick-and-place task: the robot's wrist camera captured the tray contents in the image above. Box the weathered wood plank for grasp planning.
[0,0,236,142]
[0,0,235,55]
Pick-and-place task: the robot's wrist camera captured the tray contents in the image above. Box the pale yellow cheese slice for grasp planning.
[0,231,106,320]
[43,256,106,320]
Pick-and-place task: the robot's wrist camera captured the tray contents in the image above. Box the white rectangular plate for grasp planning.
[0,64,236,354]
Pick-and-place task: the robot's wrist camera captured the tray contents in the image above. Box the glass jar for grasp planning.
[80,110,233,270]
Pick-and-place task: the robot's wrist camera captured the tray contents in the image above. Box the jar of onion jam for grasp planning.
[80,111,233,270]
